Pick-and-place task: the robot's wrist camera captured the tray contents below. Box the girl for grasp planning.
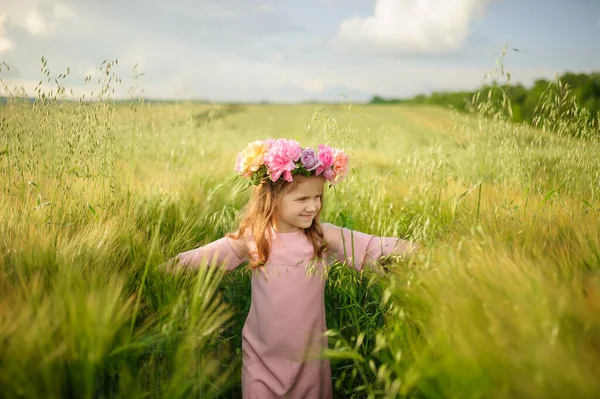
[161,138,419,398]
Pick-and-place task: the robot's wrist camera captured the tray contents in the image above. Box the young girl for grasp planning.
[162,138,418,399]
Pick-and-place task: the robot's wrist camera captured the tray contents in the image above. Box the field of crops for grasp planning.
[1,93,599,398]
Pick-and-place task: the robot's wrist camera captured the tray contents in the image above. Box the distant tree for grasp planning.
[369,95,385,104]
[372,71,600,137]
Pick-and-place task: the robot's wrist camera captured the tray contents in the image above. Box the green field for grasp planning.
[1,97,599,398]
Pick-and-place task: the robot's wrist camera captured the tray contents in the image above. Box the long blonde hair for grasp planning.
[228,175,327,268]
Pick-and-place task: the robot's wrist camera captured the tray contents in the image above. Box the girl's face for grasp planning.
[274,176,324,233]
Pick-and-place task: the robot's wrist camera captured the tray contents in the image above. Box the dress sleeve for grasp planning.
[322,223,415,272]
[175,236,246,272]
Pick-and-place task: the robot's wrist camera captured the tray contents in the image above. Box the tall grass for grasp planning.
[1,57,599,398]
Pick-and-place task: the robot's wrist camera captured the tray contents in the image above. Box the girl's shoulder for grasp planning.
[227,229,253,261]
[320,222,342,251]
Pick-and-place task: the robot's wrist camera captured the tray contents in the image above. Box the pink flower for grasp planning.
[332,148,349,181]
[264,138,302,182]
[322,168,334,182]
[315,144,334,176]
[235,153,243,172]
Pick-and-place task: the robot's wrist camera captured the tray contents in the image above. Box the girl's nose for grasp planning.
[306,199,319,212]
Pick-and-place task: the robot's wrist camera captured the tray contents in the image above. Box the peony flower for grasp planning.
[299,148,322,171]
[315,144,334,176]
[332,148,349,182]
[264,138,302,182]
[235,140,272,177]
[322,168,334,182]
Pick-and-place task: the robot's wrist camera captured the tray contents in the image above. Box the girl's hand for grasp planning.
[408,241,422,254]
[157,256,181,273]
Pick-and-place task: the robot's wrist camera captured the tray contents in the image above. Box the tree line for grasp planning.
[370,72,600,127]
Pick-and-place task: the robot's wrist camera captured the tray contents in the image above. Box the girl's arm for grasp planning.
[321,223,419,272]
[159,234,248,273]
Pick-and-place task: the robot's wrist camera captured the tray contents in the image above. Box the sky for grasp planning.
[0,0,599,102]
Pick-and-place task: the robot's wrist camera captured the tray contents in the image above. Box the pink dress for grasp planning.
[176,223,404,399]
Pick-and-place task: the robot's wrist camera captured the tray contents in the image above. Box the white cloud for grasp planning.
[0,13,14,54]
[337,0,488,55]
[0,0,77,50]
[0,37,13,54]
[25,9,47,35]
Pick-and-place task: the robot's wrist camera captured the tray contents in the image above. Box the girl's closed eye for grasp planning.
[296,195,322,201]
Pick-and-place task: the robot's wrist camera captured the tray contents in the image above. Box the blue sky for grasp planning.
[0,0,598,102]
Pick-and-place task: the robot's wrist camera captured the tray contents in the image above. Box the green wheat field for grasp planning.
[1,65,600,398]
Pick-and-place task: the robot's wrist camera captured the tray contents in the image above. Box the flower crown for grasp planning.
[234,138,349,186]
